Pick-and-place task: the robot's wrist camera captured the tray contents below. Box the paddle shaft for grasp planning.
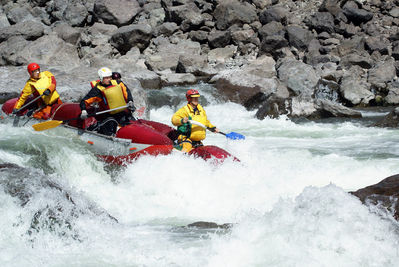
[189,120,222,134]
[14,93,44,114]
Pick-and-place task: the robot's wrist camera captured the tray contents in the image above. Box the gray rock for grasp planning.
[17,34,80,68]
[6,6,34,24]
[129,69,161,89]
[306,12,335,34]
[94,0,141,26]
[365,36,390,55]
[188,30,208,43]
[343,6,373,25]
[0,20,44,42]
[53,23,81,45]
[176,54,208,76]
[286,25,314,51]
[208,30,231,49]
[340,52,373,69]
[110,23,152,54]
[207,46,237,65]
[277,58,319,97]
[160,73,197,86]
[165,2,203,29]
[144,39,201,72]
[290,96,318,117]
[340,66,374,105]
[368,59,396,89]
[155,22,179,37]
[350,174,399,220]
[315,99,362,118]
[213,0,258,30]
[385,82,399,105]
[259,6,287,25]
[0,11,10,28]
[0,36,30,66]
[210,56,278,104]
[260,35,289,55]
[63,1,88,27]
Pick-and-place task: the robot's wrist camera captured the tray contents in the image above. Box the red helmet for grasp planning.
[186,89,200,101]
[27,63,40,75]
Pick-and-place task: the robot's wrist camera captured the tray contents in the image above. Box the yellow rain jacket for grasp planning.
[172,103,215,141]
[14,71,59,110]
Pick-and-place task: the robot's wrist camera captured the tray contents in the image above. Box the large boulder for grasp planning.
[372,108,399,128]
[368,59,397,90]
[350,174,399,220]
[94,0,141,26]
[6,6,35,24]
[286,25,314,51]
[343,6,373,25]
[210,56,278,104]
[0,20,44,42]
[213,0,258,30]
[340,66,374,106]
[110,23,152,54]
[144,39,202,72]
[277,58,319,97]
[14,34,80,68]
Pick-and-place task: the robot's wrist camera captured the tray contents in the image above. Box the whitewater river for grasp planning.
[1,84,399,266]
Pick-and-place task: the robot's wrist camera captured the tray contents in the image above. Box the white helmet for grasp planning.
[98,67,112,80]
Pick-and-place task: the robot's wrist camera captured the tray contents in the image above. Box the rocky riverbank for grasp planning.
[0,0,398,120]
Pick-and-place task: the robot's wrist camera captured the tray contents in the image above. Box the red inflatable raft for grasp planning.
[1,98,239,165]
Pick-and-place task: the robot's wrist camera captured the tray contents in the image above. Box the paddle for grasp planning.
[32,105,128,131]
[12,93,44,127]
[189,120,245,140]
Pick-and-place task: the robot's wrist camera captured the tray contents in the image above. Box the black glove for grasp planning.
[43,89,51,96]
[12,108,18,115]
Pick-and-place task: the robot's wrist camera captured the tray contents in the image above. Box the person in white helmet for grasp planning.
[79,67,135,135]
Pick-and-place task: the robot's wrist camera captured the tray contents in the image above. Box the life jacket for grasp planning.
[183,104,208,141]
[26,71,59,105]
[95,80,127,114]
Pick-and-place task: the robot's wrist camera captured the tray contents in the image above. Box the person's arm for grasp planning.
[120,82,133,103]
[14,82,34,110]
[42,71,56,93]
[171,106,189,126]
[79,87,102,111]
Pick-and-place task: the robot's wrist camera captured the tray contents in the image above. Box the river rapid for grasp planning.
[1,84,399,266]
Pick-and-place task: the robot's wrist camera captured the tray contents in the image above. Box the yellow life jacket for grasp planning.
[184,104,208,141]
[27,71,60,105]
[96,80,127,114]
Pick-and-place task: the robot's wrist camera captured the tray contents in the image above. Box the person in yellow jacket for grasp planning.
[79,67,135,136]
[13,63,62,120]
[172,89,219,152]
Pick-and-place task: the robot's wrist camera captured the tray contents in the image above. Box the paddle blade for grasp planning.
[32,120,63,131]
[225,132,245,140]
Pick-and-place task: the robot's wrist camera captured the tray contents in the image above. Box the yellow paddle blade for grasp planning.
[32,120,63,131]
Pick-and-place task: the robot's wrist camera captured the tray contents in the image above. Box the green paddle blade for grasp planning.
[32,120,63,131]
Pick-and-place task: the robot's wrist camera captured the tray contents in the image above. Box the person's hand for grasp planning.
[214,128,220,133]
[43,89,51,96]
[80,110,88,119]
[12,108,18,115]
[181,117,189,124]
[128,101,135,112]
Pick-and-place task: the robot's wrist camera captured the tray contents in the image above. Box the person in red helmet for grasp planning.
[171,89,219,152]
[13,63,62,120]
